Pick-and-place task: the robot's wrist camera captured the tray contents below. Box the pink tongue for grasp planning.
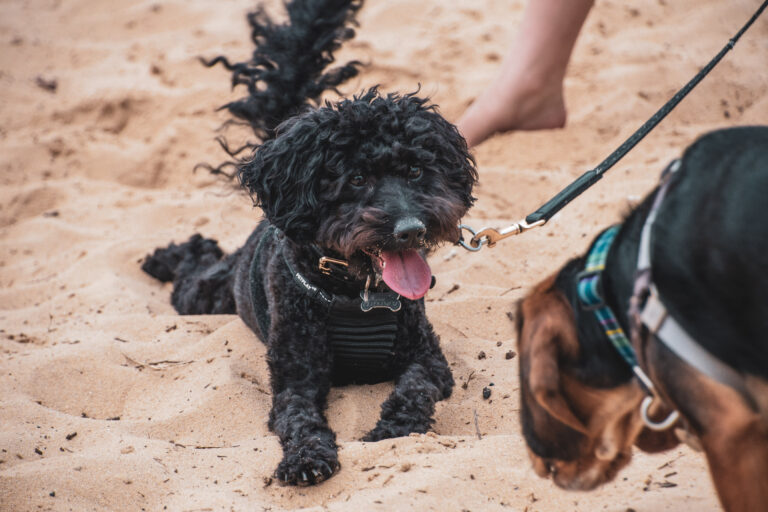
[380,250,432,300]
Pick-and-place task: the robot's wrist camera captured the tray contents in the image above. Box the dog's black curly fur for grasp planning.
[201,0,363,144]
[142,0,477,486]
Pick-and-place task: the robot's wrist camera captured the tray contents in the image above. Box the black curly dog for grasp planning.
[142,0,477,486]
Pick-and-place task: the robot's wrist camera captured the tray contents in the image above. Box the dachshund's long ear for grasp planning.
[518,281,589,434]
[238,114,327,243]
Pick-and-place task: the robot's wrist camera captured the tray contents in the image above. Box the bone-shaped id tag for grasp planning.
[360,291,401,312]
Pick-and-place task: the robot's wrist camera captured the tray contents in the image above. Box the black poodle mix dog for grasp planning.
[142,0,477,486]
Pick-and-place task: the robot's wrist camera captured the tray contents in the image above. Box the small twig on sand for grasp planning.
[146,360,194,370]
[122,353,194,371]
[461,370,476,390]
[499,286,521,296]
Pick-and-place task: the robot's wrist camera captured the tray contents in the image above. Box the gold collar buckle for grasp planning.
[318,256,349,275]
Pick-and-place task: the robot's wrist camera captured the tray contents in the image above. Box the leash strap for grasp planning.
[460,1,768,250]
[525,0,768,225]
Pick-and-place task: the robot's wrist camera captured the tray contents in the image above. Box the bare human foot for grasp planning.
[456,0,593,148]
[457,73,566,148]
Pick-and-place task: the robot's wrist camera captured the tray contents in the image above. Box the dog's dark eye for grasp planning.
[349,174,367,187]
[408,166,423,181]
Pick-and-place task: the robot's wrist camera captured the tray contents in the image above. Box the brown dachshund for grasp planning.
[515,126,768,511]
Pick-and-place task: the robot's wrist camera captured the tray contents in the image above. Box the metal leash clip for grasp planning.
[458,219,546,251]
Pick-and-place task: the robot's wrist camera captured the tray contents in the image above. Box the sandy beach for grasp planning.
[2,0,767,510]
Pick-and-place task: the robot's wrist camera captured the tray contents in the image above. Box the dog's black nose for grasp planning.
[393,217,426,245]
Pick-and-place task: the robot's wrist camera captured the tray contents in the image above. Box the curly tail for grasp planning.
[146,1,363,313]
[202,0,363,143]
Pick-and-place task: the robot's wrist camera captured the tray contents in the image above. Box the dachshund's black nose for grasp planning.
[393,217,426,245]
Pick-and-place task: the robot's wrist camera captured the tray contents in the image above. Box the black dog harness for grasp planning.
[249,227,404,385]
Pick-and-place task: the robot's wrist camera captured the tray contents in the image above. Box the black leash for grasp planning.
[459,0,768,251]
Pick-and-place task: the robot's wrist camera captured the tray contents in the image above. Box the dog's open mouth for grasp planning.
[374,249,432,300]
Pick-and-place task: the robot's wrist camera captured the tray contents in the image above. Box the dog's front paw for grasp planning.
[363,420,429,442]
[275,444,340,486]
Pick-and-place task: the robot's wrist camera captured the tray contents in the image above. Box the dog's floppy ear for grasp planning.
[238,113,327,243]
[518,286,589,435]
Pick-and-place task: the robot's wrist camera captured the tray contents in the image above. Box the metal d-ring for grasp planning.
[458,224,484,252]
[640,395,680,431]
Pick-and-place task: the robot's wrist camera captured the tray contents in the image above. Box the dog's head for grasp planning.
[238,87,477,299]
[515,265,679,490]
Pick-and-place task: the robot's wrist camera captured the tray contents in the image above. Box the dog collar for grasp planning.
[577,226,657,394]
[280,238,402,313]
[578,226,680,431]
[312,244,356,283]
[309,242,436,310]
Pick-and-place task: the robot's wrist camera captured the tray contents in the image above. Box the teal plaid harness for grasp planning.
[576,225,656,395]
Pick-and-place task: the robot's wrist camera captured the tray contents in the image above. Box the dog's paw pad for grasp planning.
[275,451,340,486]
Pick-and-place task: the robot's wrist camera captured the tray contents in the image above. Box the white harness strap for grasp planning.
[635,159,749,397]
